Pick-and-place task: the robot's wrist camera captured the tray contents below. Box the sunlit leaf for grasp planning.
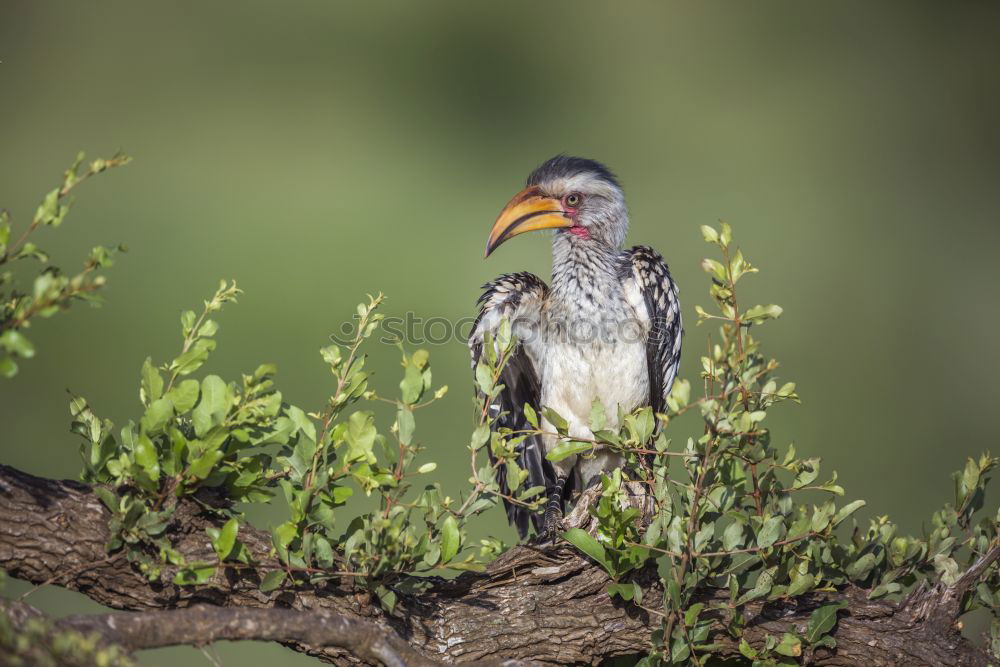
[562,528,610,573]
[805,602,847,644]
[259,570,286,593]
[546,440,592,463]
[440,515,460,563]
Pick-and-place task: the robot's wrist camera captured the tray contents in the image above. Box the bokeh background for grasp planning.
[2,2,999,664]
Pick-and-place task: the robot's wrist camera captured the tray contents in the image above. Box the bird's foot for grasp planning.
[542,507,564,545]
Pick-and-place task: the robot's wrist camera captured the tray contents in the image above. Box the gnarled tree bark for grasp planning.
[0,464,992,665]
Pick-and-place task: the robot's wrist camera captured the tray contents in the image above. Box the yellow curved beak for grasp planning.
[485,186,572,257]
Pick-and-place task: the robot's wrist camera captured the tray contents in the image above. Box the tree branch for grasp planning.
[0,464,991,665]
[0,600,437,667]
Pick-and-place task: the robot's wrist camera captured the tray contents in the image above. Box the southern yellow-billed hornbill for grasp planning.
[470,156,682,539]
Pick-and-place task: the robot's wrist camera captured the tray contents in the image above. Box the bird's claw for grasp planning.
[542,509,563,545]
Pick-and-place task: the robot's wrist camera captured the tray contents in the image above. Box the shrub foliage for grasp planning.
[2,156,999,665]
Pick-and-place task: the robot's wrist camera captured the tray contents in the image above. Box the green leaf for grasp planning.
[140,397,174,435]
[287,405,317,443]
[0,330,36,359]
[684,602,705,626]
[722,520,744,551]
[167,379,200,413]
[523,402,539,429]
[701,257,726,281]
[133,434,160,482]
[470,424,490,450]
[377,586,397,613]
[172,338,216,376]
[474,361,494,396]
[173,563,215,586]
[273,521,297,548]
[643,515,663,547]
[495,317,512,351]
[344,411,377,464]
[832,499,866,528]
[592,429,621,446]
[0,356,18,378]
[719,221,732,247]
[667,579,681,608]
[546,440,592,463]
[775,633,802,657]
[423,544,441,568]
[196,319,219,338]
[736,566,777,605]
[212,518,239,560]
[410,348,429,369]
[517,485,544,502]
[868,581,902,599]
[934,554,961,586]
[792,458,819,488]
[810,502,835,532]
[542,407,568,433]
[181,310,197,337]
[440,515,460,563]
[0,209,9,251]
[562,528,610,573]
[93,486,119,512]
[743,304,784,323]
[192,375,229,437]
[786,573,816,597]
[397,408,415,445]
[331,485,353,504]
[630,407,655,443]
[805,602,847,644]
[756,516,784,549]
[259,570,286,592]
[846,553,877,581]
[320,345,342,367]
[187,449,223,480]
[34,187,67,226]
[666,378,690,412]
[401,363,424,404]
[140,357,163,405]
[607,582,634,600]
[313,535,334,568]
[670,636,691,664]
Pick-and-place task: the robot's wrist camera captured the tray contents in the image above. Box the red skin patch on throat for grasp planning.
[568,225,591,239]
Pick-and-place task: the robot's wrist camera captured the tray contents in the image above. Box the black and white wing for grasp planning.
[620,245,683,415]
[469,272,552,538]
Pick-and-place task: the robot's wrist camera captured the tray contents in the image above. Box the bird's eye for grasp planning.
[564,193,582,207]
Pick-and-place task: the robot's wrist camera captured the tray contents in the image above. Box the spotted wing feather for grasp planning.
[469,272,552,538]
[620,246,683,415]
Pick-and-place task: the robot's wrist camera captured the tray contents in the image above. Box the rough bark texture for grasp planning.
[0,463,992,666]
[0,600,439,667]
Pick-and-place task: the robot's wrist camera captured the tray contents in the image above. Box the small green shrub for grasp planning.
[3,156,998,665]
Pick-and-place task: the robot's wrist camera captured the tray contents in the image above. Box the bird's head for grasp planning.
[484,155,628,257]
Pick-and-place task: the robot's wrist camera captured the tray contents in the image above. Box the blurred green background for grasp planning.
[2,1,999,664]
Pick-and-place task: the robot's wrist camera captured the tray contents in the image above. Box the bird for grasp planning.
[469,155,682,540]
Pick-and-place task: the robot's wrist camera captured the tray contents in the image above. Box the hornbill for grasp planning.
[470,156,682,539]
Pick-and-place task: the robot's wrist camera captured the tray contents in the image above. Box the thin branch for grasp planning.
[0,600,441,667]
[57,607,439,667]
[953,539,1000,597]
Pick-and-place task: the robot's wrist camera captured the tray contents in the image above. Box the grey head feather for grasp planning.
[526,155,629,250]
[527,155,621,190]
